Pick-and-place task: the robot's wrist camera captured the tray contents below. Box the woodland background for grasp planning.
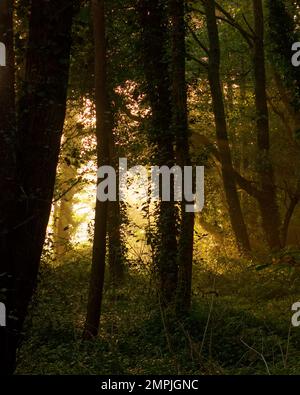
[0,0,300,375]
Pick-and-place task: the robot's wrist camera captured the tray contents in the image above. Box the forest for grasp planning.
[0,0,300,376]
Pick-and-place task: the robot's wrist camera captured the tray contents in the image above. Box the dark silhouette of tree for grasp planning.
[0,0,74,373]
[138,0,179,306]
[252,0,282,250]
[0,0,16,374]
[84,0,110,339]
[169,0,195,313]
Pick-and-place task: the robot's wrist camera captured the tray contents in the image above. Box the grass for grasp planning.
[15,250,300,375]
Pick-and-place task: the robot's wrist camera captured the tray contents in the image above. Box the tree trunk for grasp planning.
[168,0,195,314]
[0,0,74,373]
[138,0,178,306]
[0,0,17,375]
[252,0,282,250]
[84,0,110,339]
[204,0,251,253]
[0,0,15,279]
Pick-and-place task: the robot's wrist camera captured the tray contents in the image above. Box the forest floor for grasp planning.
[16,249,300,375]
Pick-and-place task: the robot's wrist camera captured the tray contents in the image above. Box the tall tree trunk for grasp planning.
[0,0,74,374]
[252,0,282,249]
[169,0,194,314]
[138,0,178,306]
[84,0,110,338]
[0,0,15,279]
[0,0,16,375]
[204,0,251,253]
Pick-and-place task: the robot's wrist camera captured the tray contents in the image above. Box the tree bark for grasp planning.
[252,0,282,250]
[0,0,74,373]
[0,0,15,277]
[204,0,251,253]
[0,0,17,375]
[84,0,110,338]
[169,0,195,314]
[138,0,178,305]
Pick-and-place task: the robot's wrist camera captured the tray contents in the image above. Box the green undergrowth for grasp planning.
[16,252,300,375]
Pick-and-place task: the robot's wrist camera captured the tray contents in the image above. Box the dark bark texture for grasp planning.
[0,0,74,374]
[138,0,178,306]
[169,0,195,313]
[253,0,282,250]
[84,0,110,338]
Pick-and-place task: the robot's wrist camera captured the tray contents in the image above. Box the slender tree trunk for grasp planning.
[138,0,178,306]
[204,0,251,253]
[84,0,110,338]
[169,0,194,313]
[0,0,74,373]
[252,0,282,249]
